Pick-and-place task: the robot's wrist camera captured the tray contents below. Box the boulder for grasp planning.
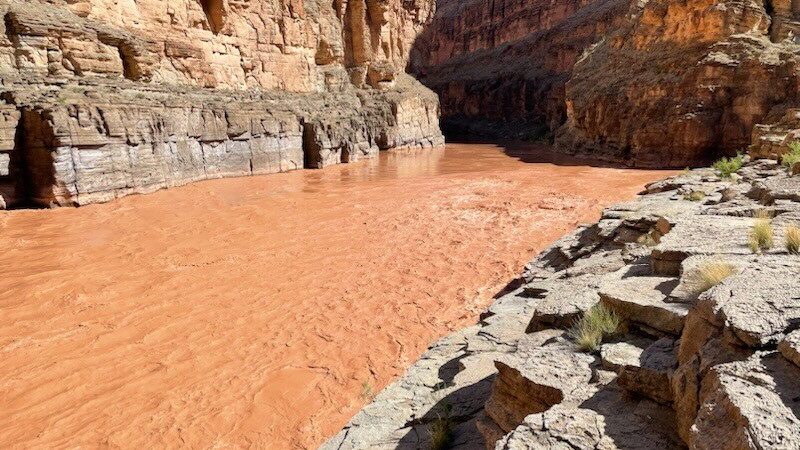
[691,352,800,450]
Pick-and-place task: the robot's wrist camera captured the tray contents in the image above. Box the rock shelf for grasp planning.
[325,160,800,449]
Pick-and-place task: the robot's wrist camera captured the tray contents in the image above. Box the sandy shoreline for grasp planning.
[0,143,675,448]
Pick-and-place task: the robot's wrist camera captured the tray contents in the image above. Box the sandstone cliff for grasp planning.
[0,0,443,208]
[326,158,800,449]
[412,0,800,167]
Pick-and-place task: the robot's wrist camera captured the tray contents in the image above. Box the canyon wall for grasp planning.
[412,0,800,167]
[0,0,443,208]
[409,0,630,139]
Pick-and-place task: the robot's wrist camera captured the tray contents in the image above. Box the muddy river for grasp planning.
[0,143,675,448]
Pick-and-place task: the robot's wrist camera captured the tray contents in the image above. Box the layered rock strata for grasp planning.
[326,159,800,449]
[412,0,800,167]
[409,0,629,140]
[0,0,443,208]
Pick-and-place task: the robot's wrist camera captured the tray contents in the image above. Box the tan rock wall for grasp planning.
[0,0,444,208]
[0,0,435,91]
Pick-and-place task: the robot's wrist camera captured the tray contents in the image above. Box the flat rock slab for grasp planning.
[600,339,653,371]
[600,276,689,336]
[692,352,800,450]
[751,174,800,203]
[496,393,684,450]
[695,257,800,348]
[651,216,756,275]
[527,283,600,332]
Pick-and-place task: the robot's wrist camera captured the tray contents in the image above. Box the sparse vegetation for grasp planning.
[683,191,706,202]
[786,224,800,255]
[568,304,620,353]
[637,232,658,247]
[749,210,774,253]
[360,380,375,401]
[781,141,800,171]
[429,404,453,450]
[713,153,744,179]
[688,260,735,295]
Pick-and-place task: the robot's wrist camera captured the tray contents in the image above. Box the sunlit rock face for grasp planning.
[559,0,800,167]
[0,0,444,208]
[412,0,800,167]
[1,0,436,91]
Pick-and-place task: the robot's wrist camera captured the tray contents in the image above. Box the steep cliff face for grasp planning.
[409,0,629,139]
[413,0,800,167]
[0,0,443,208]
[559,0,800,166]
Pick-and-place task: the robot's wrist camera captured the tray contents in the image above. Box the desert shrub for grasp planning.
[781,141,800,170]
[569,304,620,353]
[683,191,706,202]
[786,224,800,255]
[430,404,453,450]
[713,154,744,179]
[688,260,735,295]
[749,211,774,253]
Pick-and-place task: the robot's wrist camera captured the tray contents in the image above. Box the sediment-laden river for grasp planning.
[0,143,675,448]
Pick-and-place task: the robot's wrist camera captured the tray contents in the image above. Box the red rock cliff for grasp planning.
[412,0,800,167]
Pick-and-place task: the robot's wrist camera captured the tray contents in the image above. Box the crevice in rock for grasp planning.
[117,44,141,81]
[199,0,226,34]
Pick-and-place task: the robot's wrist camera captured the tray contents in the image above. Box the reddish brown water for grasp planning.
[0,143,675,449]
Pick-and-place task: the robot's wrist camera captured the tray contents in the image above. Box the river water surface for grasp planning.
[0,143,676,448]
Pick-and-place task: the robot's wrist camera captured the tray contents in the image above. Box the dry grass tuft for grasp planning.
[360,381,375,401]
[430,404,453,450]
[750,211,774,253]
[689,260,735,295]
[786,224,800,255]
[569,304,620,353]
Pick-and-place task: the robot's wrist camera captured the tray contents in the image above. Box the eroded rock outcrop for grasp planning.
[0,0,443,207]
[328,159,800,449]
[412,0,800,167]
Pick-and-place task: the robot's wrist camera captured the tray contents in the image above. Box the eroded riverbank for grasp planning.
[0,143,675,448]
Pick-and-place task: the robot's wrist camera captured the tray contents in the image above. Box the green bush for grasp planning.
[568,304,621,353]
[683,191,706,202]
[781,141,800,171]
[713,153,744,179]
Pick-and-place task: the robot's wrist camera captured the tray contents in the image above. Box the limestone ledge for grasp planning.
[0,75,443,208]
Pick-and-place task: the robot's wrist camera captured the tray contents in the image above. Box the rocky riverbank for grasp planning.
[324,158,800,449]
